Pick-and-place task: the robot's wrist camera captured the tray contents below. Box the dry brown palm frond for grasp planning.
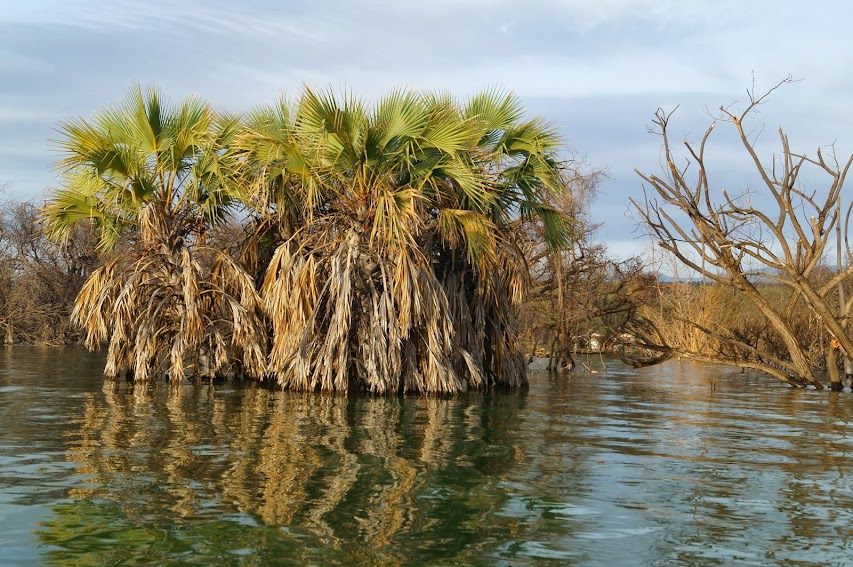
[261,225,469,394]
[72,259,120,347]
[72,207,267,383]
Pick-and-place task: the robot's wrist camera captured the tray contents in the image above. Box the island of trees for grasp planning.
[1,80,851,392]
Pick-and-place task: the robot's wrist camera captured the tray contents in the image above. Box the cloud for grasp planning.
[1,0,853,260]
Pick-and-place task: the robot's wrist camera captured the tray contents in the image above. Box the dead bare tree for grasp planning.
[0,201,102,343]
[632,78,853,389]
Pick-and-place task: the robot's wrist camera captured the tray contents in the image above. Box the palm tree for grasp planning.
[43,85,266,382]
[431,91,572,389]
[238,88,569,394]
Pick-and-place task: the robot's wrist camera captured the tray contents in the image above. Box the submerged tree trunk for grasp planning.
[828,344,844,391]
[738,281,823,389]
[547,333,574,371]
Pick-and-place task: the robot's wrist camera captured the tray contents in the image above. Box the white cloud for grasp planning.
[1,0,853,257]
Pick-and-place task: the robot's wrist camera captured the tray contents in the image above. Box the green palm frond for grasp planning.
[298,86,368,170]
[45,83,240,250]
[465,87,525,142]
[521,199,574,249]
[370,88,428,156]
[437,208,496,263]
[41,187,129,250]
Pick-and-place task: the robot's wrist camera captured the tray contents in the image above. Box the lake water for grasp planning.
[1,346,852,565]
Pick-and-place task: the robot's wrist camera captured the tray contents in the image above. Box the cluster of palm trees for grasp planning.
[43,85,572,394]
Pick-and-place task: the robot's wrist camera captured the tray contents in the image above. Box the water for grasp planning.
[1,347,852,565]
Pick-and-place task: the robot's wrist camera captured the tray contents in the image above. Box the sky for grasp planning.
[2,0,852,260]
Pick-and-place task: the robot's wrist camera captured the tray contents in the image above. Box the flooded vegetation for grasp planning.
[1,9,851,567]
[0,83,845,391]
[2,347,852,564]
[39,86,578,393]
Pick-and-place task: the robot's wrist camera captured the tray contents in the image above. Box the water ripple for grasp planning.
[0,348,852,565]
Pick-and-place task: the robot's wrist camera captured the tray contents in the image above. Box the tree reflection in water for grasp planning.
[21,356,853,565]
[50,381,531,564]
